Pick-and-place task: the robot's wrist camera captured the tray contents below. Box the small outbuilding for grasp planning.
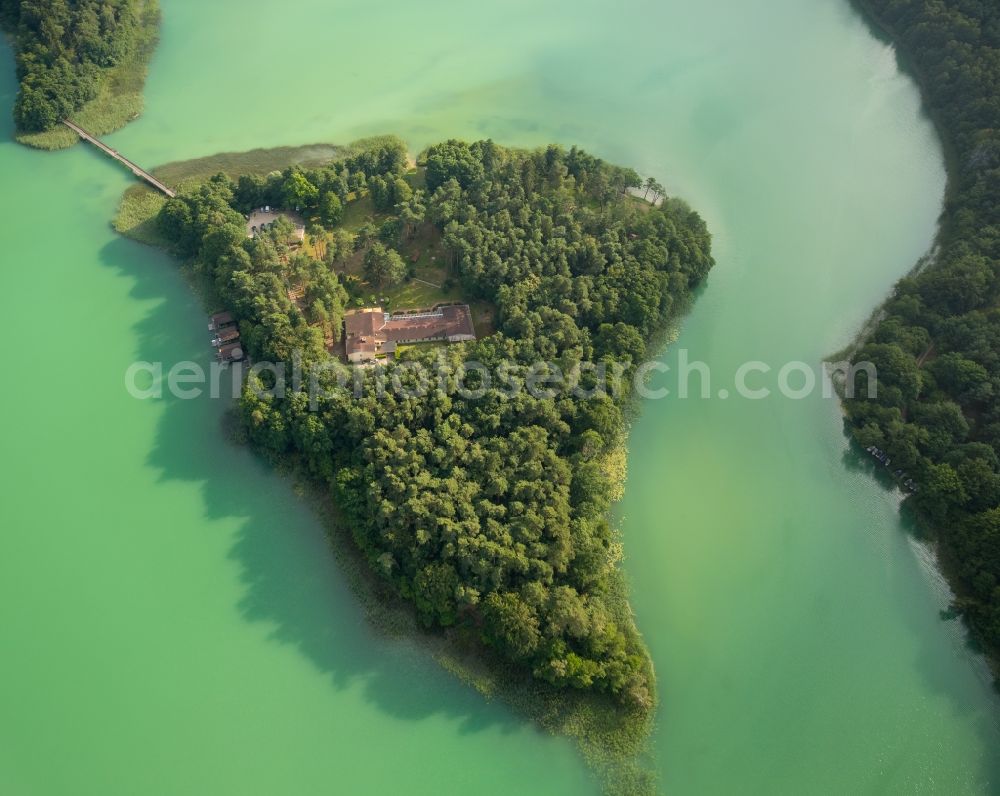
[212,327,240,346]
[218,343,244,364]
[209,311,235,331]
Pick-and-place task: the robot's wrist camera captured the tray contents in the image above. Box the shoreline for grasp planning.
[829,0,953,369]
[839,0,1000,683]
[848,0,961,209]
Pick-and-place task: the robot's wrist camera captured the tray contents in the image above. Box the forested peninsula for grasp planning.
[845,0,1000,673]
[0,0,158,148]
[117,137,713,783]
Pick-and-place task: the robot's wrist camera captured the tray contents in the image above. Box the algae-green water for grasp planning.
[2,0,999,792]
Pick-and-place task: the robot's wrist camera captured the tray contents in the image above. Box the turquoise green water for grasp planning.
[1,0,998,793]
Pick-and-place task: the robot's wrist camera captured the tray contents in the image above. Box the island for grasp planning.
[842,0,1000,677]
[116,136,713,788]
[0,0,159,149]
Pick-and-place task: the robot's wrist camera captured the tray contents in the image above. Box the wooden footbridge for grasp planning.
[62,120,176,198]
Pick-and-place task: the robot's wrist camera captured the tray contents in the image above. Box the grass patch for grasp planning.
[394,340,445,358]
[152,143,350,186]
[16,0,161,150]
[114,137,411,247]
[114,185,170,246]
[403,165,426,191]
[340,194,383,232]
[625,193,656,212]
[345,271,464,315]
[114,141,361,245]
[382,275,463,309]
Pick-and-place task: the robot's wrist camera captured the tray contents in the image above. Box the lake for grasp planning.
[1,0,998,792]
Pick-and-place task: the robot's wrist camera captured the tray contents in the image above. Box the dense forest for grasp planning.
[156,138,713,708]
[0,0,144,132]
[846,0,1000,666]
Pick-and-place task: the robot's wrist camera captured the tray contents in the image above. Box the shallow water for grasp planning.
[1,0,998,792]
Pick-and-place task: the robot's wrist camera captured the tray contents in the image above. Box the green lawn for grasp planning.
[403,166,426,192]
[340,194,385,232]
[382,276,463,309]
[394,340,445,358]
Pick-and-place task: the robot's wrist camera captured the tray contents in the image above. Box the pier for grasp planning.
[61,120,176,198]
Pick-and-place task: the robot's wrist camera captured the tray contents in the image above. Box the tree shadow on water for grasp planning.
[96,235,527,739]
[840,428,1000,787]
